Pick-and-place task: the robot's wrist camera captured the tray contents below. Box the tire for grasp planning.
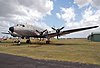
[46,41,50,44]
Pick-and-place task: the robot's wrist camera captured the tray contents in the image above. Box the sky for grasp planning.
[0,0,100,38]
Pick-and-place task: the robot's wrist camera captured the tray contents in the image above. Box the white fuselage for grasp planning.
[14,24,46,37]
[8,24,99,39]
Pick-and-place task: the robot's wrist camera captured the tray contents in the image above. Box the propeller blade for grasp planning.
[8,31,11,33]
[51,27,56,30]
[57,35,59,40]
[60,26,64,30]
[57,36,58,40]
[43,29,47,33]
[2,32,10,34]
[36,29,47,36]
[36,30,41,34]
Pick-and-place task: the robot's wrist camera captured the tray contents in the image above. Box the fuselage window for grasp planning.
[16,24,25,27]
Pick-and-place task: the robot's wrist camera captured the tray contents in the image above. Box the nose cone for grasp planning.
[9,27,14,33]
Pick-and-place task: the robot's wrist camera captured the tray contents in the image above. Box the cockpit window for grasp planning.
[16,24,25,27]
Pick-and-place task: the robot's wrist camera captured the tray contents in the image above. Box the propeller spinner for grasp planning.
[9,27,14,33]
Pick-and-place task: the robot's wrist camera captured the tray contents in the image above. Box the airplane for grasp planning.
[2,24,99,44]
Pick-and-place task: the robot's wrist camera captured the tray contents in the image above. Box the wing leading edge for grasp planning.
[48,26,99,38]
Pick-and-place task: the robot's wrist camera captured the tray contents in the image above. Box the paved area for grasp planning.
[0,53,100,68]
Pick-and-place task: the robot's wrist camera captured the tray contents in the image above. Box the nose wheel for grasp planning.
[17,40,21,45]
[16,37,21,45]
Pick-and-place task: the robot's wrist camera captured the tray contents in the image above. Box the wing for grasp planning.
[48,26,99,38]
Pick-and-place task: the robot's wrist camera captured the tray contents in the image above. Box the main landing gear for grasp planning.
[26,39,31,43]
[14,37,50,44]
[14,37,31,45]
[46,38,50,44]
[46,40,50,44]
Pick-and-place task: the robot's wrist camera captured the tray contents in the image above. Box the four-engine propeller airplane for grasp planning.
[2,24,98,44]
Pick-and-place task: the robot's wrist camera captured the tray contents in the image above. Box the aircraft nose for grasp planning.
[9,27,14,33]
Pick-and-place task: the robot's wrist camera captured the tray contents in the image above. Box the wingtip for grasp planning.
[1,32,10,34]
[94,26,99,28]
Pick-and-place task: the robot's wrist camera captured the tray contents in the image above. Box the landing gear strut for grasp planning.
[46,40,50,44]
[46,38,50,44]
[26,39,31,43]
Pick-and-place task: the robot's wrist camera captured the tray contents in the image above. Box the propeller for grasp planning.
[36,29,48,41]
[8,31,15,36]
[51,26,64,39]
[36,29,47,36]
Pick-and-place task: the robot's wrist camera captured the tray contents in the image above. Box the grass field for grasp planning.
[0,38,100,65]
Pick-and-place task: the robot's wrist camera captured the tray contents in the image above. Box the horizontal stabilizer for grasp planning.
[1,32,11,34]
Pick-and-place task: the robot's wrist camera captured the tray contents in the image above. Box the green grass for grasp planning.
[0,38,100,65]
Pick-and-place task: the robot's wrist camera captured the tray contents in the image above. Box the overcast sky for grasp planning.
[0,0,100,38]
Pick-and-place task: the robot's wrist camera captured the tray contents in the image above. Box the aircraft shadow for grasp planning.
[31,42,87,46]
[0,41,87,46]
